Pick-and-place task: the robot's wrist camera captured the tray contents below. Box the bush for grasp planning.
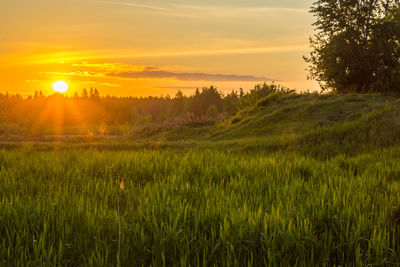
[256,93,281,108]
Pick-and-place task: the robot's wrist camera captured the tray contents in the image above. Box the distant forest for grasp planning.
[0,83,295,132]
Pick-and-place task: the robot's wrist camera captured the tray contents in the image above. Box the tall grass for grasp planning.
[1,147,400,266]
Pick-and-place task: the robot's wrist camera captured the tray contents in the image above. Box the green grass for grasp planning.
[2,93,400,266]
[2,147,400,266]
[212,93,398,140]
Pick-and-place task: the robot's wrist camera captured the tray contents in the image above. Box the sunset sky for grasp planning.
[0,0,318,96]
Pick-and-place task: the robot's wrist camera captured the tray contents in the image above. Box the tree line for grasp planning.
[0,83,292,129]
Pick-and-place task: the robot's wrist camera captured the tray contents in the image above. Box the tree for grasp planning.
[131,107,140,125]
[238,83,292,109]
[305,0,400,93]
[34,91,43,99]
[81,89,88,98]
[89,88,100,98]
[170,90,186,116]
[206,104,218,118]
[223,90,239,115]
[188,86,222,117]
[93,88,100,98]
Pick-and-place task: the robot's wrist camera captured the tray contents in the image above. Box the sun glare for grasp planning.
[52,80,69,93]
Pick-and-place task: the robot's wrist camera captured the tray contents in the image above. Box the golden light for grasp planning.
[52,80,69,93]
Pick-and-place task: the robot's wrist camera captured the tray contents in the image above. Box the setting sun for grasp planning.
[52,81,69,93]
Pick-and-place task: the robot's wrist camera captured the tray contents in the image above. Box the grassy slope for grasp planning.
[213,94,395,138]
[205,94,400,157]
[4,94,400,158]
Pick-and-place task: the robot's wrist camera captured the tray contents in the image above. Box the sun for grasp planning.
[52,80,69,93]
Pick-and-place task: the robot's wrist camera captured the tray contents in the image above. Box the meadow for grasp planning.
[1,146,400,266]
[2,93,400,266]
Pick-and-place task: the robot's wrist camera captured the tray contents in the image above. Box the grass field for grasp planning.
[2,147,400,266]
[2,94,400,266]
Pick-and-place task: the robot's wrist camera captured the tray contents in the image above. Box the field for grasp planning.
[2,148,400,266]
[2,94,400,266]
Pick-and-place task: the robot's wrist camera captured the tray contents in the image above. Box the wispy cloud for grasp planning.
[94,1,309,18]
[104,45,308,59]
[71,62,187,72]
[95,0,166,11]
[43,71,105,78]
[109,70,272,82]
[13,44,308,66]
[45,62,273,82]
[157,86,201,90]
[72,63,150,72]
[170,4,309,14]
[82,81,122,87]
[137,45,308,58]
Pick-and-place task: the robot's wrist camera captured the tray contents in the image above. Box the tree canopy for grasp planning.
[305,0,400,93]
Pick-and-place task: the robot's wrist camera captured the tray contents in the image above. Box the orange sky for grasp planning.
[0,0,319,96]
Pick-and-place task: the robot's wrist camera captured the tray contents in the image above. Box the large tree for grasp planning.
[305,0,400,93]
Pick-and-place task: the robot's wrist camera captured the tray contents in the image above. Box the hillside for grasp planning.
[209,93,400,157]
[2,93,400,159]
[137,93,400,157]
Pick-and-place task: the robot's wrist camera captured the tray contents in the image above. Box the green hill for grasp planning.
[3,93,400,159]
[208,93,400,157]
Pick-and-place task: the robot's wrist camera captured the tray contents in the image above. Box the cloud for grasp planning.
[82,81,122,87]
[45,62,274,82]
[122,45,308,58]
[109,70,273,82]
[95,1,309,18]
[95,0,166,11]
[12,44,308,66]
[72,62,151,72]
[157,86,202,90]
[170,4,309,15]
[43,71,105,78]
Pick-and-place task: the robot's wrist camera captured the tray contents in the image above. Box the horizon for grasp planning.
[1,0,319,97]
[0,82,298,98]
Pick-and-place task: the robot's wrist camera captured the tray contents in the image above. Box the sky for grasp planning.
[0,0,318,96]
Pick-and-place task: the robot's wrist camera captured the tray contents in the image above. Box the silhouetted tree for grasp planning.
[188,86,222,117]
[223,90,239,115]
[170,90,186,116]
[81,89,88,98]
[206,104,218,118]
[305,0,400,93]
[89,88,100,98]
[34,91,44,99]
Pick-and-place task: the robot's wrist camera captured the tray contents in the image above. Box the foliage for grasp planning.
[0,83,280,136]
[305,0,400,93]
[187,86,222,117]
[239,82,295,109]
[206,104,218,118]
